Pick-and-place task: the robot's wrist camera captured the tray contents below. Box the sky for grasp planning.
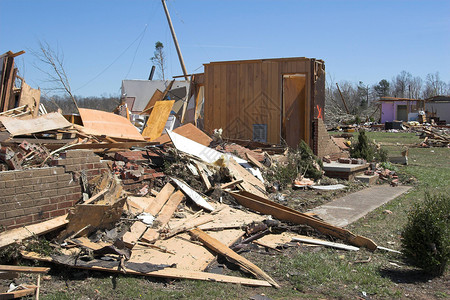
[1,0,449,97]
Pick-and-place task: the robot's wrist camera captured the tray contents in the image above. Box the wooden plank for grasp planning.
[227,158,266,198]
[0,265,50,274]
[78,108,145,141]
[291,236,359,251]
[162,214,214,239]
[0,112,72,136]
[190,228,279,288]
[146,182,175,216]
[220,179,243,189]
[193,161,212,190]
[0,286,36,298]
[229,191,377,251]
[122,221,148,248]
[142,100,175,140]
[245,152,264,169]
[21,251,271,287]
[0,215,68,249]
[141,190,185,243]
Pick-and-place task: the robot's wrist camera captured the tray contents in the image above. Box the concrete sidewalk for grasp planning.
[309,185,412,227]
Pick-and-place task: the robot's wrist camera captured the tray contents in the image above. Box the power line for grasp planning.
[74,24,148,92]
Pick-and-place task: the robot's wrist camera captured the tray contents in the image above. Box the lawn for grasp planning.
[23,131,450,299]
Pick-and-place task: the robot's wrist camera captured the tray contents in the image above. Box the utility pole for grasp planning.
[161,0,188,80]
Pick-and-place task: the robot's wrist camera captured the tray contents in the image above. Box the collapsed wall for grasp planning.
[313,118,347,160]
[0,150,108,231]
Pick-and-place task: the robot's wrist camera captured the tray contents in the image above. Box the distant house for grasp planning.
[379,97,425,123]
[425,95,450,125]
[120,79,190,114]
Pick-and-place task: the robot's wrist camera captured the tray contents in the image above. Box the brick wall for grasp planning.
[313,118,347,160]
[0,150,109,232]
[0,167,80,231]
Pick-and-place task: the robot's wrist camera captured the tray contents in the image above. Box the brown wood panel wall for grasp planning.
[204,58,317,145]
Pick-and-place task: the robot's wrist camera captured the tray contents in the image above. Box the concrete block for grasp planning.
[355,174,379,185]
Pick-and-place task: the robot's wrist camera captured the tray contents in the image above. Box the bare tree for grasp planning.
[391,71,412,98]
[423,72,447,98]
[151,41,166,81]
[31,40,78,110]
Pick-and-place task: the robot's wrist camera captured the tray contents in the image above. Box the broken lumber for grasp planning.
[141,190,185,243]
[291,236,359,251]
[229,191,377,251]
[0,215,68,249]
[171,177,214,211]
[21,251,271,287]
[189,228,279,288]
[0,265,50,274]
[220,179,243,189]
[227,158,267,198]
[245,152,264,169]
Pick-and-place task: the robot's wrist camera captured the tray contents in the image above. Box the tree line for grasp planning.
[41,94,120,114]
[325,71,449,115]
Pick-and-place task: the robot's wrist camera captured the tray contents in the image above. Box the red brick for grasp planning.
[33,211,50,222]
[57,174,73,182]
[3,187,18,196]
[33,168,52,177]
[0,218,15,228]
[15,200,35,209]
[24,206,42,215]
[15,170,34,179]
[16,185,34,194]
[86,156,100,163]
[58,187,73,196]
[50,209,66,217]
[86,169,100,177]
[41,189,59,198]
[0,172,15,181]
[5,209,24,218]
[15,215,33,225]
[85,163,94,169]
[34,198,50,206]
[57,201,74,209]
[50,168,65,175]
[41,204,58,212]
[65,164,81,172]
[66,192,81,200]
[50,195,66,204]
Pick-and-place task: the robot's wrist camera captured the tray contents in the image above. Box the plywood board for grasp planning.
[152,123,212,146]
[142,100,175,140]
[0,215,68,249]
[18,81,40,117]
[131,229,244,271]
[78,108,144,141]
[0,112,72,136]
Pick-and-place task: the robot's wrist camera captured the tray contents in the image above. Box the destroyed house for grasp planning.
[195,57,326,151]
[121,79,189,114]
[379,97,425,123]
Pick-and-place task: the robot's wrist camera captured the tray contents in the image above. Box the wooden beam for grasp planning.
[0,265,50,274]
[141,190,185,243]
[189,228,279,288]
[245,153,264,169]
[0,215,68,249]
[229,191,377,251]
[21,251,272,287]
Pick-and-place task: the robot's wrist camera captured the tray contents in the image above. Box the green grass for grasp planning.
[39,131,449,299]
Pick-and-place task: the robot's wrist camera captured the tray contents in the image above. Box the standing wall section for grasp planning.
[203,57,325,151]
